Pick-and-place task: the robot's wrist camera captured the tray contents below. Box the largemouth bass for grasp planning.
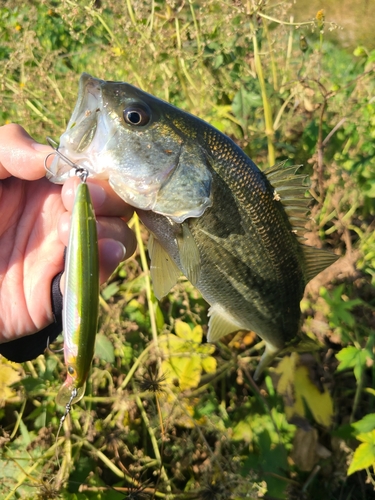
[47,73,337,377]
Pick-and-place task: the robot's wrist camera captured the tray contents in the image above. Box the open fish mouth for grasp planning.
[65,74,103,154]
[47,74,119,182]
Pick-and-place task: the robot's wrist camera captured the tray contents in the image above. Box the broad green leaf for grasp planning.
[336,346,361,370]
[348,440,375,475]
[232,420,253,442]
[101,281,120,301]
[336,346,371,381]
[19,418,32,446]
[352,414,375,434]
[95,333,115,363]
[357,430,375,444]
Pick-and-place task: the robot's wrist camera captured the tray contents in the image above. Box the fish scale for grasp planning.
[47,73,338,378]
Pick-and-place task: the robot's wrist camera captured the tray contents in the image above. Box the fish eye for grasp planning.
[123,104,151,126]
[68,365,77,378]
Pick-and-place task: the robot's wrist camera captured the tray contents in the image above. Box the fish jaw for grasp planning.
[47,73,212,221]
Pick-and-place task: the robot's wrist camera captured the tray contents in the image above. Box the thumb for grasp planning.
[0,124,53,180]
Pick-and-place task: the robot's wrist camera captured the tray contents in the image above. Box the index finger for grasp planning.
[0,124,52,180]
[62,177,135,219]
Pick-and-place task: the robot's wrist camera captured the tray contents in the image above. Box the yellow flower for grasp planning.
[316,10,325,26]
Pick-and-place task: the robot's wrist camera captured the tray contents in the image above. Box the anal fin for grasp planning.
[207,304,243,342]
[148,234,181,299]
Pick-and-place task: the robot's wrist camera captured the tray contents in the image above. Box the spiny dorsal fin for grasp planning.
[207,304,243,342]
[264,162,311,238]
[148,234,181,299]
[301,244,339,283]
[177,222,201,286]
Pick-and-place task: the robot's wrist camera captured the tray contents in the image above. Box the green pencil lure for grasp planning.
[56,168,99,409]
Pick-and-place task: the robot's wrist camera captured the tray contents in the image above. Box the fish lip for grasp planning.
[47,74,109,181]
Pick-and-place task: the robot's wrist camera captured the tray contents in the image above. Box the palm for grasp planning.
[0,177,65,342]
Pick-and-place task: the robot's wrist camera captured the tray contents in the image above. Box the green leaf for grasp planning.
[357,430,375,444]
[233,420,253,442]
[352,414,375,434]
[101,281,120,301]
[348,440,375,475]
[95,334,115,363]
[336,346,360,370]
[336,346,371,381]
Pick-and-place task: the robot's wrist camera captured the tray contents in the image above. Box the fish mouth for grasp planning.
[67,73,103,153]
[46,73,112,182]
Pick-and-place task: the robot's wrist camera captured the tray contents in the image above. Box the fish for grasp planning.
[47,73,338,378]
[56,172,99,407]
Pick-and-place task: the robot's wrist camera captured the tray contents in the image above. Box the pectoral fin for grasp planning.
[207,304,243,342]
[177,222,201,286]
[148,234,181,299]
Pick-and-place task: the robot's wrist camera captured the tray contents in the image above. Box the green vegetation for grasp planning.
[1,1,375,498]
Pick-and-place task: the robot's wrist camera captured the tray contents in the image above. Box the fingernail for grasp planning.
[87,183,106,208]
[31,142,54,153]
[113,241,126,262]
[102,239,126,262]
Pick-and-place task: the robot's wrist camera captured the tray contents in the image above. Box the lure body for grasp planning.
[56,180,99,406]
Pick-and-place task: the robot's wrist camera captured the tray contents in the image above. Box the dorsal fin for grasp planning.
[301,244,339,282]
[148,234,181,299]
[264,162,311,239]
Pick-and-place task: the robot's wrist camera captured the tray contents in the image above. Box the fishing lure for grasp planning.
[56,172,100,409]
[45,139,100,415]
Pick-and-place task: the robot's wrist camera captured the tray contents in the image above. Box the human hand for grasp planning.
[0,124,136,344]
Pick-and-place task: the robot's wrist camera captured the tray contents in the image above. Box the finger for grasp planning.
[0,124,53,180]
[60,237,132,292]
[62,176,134,219]
[98,238,127,283]
[58,212,137,260]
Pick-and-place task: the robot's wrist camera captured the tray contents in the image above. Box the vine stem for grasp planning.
[133,214,161,367]
[134,393,172,494]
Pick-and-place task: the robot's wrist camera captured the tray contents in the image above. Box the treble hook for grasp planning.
[55,386,78,466]
[44,137,89,183]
